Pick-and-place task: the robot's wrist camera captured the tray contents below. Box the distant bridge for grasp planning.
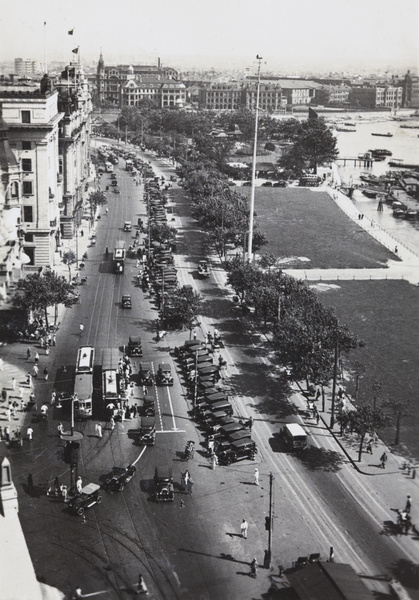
[335,156,374,167]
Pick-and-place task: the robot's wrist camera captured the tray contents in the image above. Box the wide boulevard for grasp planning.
[10,142,419,600]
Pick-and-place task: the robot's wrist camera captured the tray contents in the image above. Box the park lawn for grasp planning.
[238,187,395,269]
[318,279,419,459]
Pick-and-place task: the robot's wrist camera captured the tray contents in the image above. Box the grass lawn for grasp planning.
[238,187,395,269]
[318,280,419,460]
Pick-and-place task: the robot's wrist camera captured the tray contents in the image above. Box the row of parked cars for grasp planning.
[173,338,258,465]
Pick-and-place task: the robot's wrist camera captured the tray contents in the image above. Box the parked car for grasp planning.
[121,294,132,309]
[154,466,174,501]
[104,465,136,492]
[261,181,273,187]
[123,221,132,232]
[273,180,287,187]
[68,483,102,515]
[113,186,121,194]
[218,439,257,465]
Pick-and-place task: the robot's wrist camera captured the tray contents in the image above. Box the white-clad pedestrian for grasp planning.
[27,426,34,441]
[95,423,103,438]
[254,467,259,486]
[11,377,16,391]
[76,476,83,494]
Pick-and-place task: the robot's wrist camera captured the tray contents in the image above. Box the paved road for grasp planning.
[3,144,418,600]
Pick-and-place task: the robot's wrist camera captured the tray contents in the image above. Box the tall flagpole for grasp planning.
[247,55,262,262]
[44,21,48,73]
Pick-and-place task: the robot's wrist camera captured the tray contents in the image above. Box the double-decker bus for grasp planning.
[74,346,95,419]
[102,348,120,410]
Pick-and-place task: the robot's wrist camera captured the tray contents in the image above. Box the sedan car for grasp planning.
[121,294,132,308]
[104,465,136,492]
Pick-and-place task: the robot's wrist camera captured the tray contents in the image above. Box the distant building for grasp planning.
[402,70,419,108]
[349,84,402,109]
[198,82,282,111]
[95,53,185,108]
[14,57,39,77]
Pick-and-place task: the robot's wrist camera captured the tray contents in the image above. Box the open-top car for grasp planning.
[154,466,174,501]
[68,483,102,515]
[105,464,136,492]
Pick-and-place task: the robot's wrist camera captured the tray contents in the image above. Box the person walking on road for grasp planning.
[79,323,84,336]
[250,558,258,578]
[27,347,32,361]
[405,495,412,514]
[186,476,194,495]
[241,518,248,539]
[254,468,259,486]
[136,574,149,595]
[32,365,39,378]
[76,476,83,494]
[27,426,33,441]
[43,367,49,381]
[380,452,388,469]
[34,351,39,364]
[109,416,115,431]
[11,377,16,391]
[95,423,103,438]
[211,453,218,469]
[366,439,373,454]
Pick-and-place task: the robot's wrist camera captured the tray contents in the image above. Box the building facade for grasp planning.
[56,63,92,238]
[198,82,282,111]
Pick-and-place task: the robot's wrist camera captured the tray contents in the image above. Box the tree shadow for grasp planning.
[297,446,345,472]
[390,559,419,589]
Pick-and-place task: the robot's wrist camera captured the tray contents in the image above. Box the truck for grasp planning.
[139,416,156,445]
[113,240,126,273]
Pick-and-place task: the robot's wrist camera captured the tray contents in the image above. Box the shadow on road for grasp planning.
[179,547,249,566]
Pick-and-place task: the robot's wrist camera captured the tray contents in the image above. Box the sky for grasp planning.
[1,0,418,74]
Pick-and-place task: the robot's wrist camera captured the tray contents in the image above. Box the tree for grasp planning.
[278,117,338,176]
[162,287,202,330]
[62,250,76,281]
[337,405,390,462]
[88,190,107,221]
[149,222,177,245]
[12,271,78,329]
[383,398,412,446]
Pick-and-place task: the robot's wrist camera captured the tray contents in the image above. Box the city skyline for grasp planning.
[1,0,418,74]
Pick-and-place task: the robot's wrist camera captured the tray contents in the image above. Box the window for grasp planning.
[23,206,33,222]
[22,141,31,150]
[24,233,34,242]
[23,181,33,195]
[21,110,31,123]
[22,158,32,172]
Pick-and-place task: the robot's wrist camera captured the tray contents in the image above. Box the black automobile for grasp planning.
[121,294,132,308]
[218,439,257,465]
[127,335,142,357]
[154,466,174,501]
[68,483,102,515]
[273,180,287,187]
[105,465,136,492]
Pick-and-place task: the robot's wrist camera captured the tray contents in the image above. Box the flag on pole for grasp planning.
[72,47,79,54]
[68,29,74,35]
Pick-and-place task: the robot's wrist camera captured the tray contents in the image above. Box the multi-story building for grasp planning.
[349,84,403,109]
[14,58,38,77]
[0,75,63,270]
[95,54,183,108]
[402,70,419,108]
[56,63,92,238]
[313,84,351,107]
[0,114,27,307]
[198,82,282,111]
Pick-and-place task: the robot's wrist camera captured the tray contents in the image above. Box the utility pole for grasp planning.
[330,320,339,429]
[248,54,263,262]
[265,472,274,569]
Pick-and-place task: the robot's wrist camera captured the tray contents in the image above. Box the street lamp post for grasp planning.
[247,55,263,262]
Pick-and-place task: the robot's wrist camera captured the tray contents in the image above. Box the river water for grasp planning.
[332,110,419,253]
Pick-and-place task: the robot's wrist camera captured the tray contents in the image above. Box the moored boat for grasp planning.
[371,132,393,137]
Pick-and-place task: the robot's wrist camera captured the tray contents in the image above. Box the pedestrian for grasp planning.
[34,351,39,364]
[51,390,56,405]
[2,387,8,402]
[186,478,194,495]
[105,207,109,215]
[366,439,373,454]
[109,416,115,431]
[27,426,33,441]
[52,334,56,346]
[241,518,248,539]
[27,347,32,360]
[18,387,24,400]
[61,485,68,502]
[96,423,103,438]
[27,474,34,495]
[72,587,83,600]
[395,246,398,254]
[57,423,64,435]
[181,470,190,491]
[32,365,39,378]
[254,467,259,486]
[329,546,335,562]
[26,373,32,388]
[76,476,83,494]
[143,385,147,398]
[11,377,16,391]
[211,453,218,470]
[405,495,412,514]
[43,367,49,381]
[315,410,320,425]
[4,425,10,441]
[79,323,84,335]
[380,452,388,469]
[250,558,258,578]
[193,328,197,340]
[45,345,50,356]
[137,574,149,595]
